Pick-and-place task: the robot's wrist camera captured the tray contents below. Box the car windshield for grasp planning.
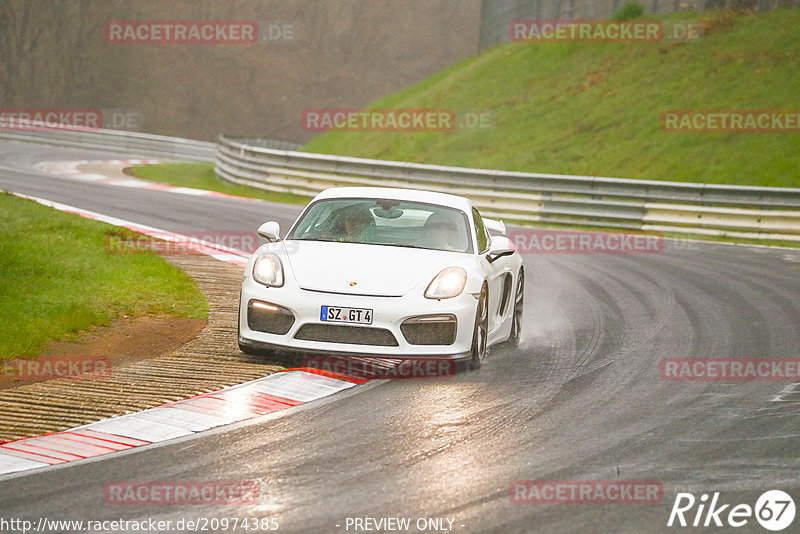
[287,198,473,253]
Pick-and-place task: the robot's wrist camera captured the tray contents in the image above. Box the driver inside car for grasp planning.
[338,204,376,243]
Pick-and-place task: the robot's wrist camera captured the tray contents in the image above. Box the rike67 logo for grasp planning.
[668,490,795,531]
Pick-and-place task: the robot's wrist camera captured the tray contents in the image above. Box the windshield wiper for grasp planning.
[293,238,429,249]
[293,237,340,242]
[378,243,427,249]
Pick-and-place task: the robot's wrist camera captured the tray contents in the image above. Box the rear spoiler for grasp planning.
[484,217,507,235]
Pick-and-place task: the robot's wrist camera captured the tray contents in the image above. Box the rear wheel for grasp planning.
[506,269,524,347]
[469,285,489,370]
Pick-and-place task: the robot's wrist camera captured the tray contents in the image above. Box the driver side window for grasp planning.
[472,207,489,253]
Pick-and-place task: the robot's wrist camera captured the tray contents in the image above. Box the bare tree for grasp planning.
[0,0,56,104]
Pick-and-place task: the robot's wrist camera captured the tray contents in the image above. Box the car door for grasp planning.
[472,207,507,335]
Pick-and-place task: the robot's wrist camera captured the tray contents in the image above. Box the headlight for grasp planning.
[425,267,466,299]
[252,254,284,287]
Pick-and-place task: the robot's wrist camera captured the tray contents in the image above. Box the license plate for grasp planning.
[320,305,373,325]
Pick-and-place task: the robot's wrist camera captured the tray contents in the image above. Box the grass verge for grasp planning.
[303,9,800,188]
[128,162,312,205]
[0,193,208,360]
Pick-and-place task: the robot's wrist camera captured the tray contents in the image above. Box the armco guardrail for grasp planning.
[0,127,215,161]
[216,135,800,242]
[228,137,303,151]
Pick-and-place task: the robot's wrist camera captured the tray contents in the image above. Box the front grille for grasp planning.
[294,324,399,346]
[247,300,295,335]
[400,314,457,345]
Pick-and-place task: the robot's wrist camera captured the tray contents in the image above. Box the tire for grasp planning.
[238,339,260,356]
[506,269,524,347]
[469,285,489,370]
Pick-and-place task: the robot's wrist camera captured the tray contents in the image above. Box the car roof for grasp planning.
[312,187,473,213]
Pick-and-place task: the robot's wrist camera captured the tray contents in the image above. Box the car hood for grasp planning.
[283,240,463,296]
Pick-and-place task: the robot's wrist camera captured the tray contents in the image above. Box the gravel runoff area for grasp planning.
[0,253,285,442]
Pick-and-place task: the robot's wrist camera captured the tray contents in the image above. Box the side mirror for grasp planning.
[487,235,515,263]
[257,221,281,242]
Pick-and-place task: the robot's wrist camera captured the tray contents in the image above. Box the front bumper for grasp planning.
[238,336,472,363]
[238,275,478,359]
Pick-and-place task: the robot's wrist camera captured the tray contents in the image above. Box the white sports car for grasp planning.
[238,187,523,370]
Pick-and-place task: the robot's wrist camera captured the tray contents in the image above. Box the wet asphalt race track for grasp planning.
[1,141,800,533]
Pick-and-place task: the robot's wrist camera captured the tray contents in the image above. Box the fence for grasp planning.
[3,128,797,241]
[215,134,800,241]
[0,127,215,162]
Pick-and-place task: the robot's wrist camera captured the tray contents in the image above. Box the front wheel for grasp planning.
[238,339,260,356]
[469,285,489,370]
